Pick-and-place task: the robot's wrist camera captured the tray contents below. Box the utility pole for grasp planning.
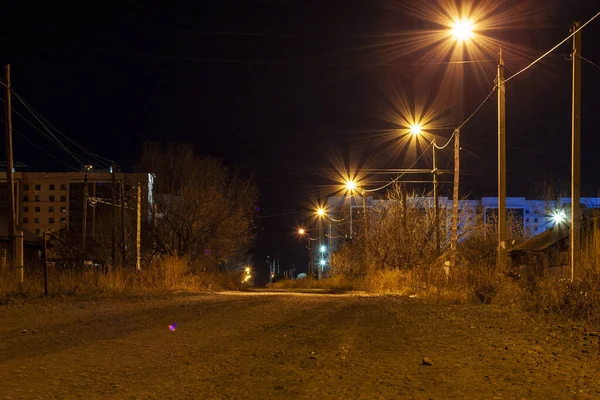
[401,183,407,231]
[111,163,117,272]
[328,218,333,271]
[4,65,16,270]
[82,164,92,253]
[136,184,141,271]
[432,140,440,256]
[497,47,508,270]
[450,129,460,268]
[307,236,313,278]
[120,178,126,267]
[571,22,582,280]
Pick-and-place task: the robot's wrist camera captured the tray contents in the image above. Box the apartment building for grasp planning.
[0,171,152,237]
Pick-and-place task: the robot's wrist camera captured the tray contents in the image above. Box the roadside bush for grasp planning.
[0,255,244,301]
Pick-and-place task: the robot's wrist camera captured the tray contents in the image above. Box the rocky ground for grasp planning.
[1,291,599,399]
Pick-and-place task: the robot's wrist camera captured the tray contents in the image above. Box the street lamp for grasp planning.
[406,124,441,255]
[451,19,474,41]
[410,123,422,136]
[298,228,317,278]
[345,180,369,240]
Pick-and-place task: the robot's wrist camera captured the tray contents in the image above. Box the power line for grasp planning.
[434,86,497,151]
[10,89,114,167]
[364,141,433,193]
[580,55,600,71]
[505,10,600,84]
[90,48,509,68]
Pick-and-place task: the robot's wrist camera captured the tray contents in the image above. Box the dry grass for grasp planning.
[0,256,244,301]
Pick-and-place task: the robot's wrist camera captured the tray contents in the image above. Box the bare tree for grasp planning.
[140,143,257,269]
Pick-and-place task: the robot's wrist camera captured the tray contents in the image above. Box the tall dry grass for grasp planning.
[0,256,244,301]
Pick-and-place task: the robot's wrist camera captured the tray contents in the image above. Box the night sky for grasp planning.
[2,0,600,281]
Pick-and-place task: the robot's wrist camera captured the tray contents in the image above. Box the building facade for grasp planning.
[0,171,152,237]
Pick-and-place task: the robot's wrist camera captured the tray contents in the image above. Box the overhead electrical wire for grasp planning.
[504,10,600,84]
[0,80,114,169]
[363,141,434,193]
[10,89,115,167]
[580,55,600,71]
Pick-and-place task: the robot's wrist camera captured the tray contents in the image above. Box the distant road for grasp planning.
[1,292,599,399]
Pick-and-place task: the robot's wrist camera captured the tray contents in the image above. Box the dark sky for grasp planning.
[2,0,600,281]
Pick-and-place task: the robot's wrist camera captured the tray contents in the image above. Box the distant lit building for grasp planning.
[325,195,600,248]
[0,171,152,237]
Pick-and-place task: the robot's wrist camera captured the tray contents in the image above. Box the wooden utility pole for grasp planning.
[450,129,460,268]
[571,22,582,280]
[4,65,16,270]
[328,218,333,271]
[401,184,407,231]
[432,140,440,256]
[120,178,126,267]
[136,184,141,271]
[497,48,508,270]
[43,233,48,296]
[82,165,91,253]
[111,164,117,272]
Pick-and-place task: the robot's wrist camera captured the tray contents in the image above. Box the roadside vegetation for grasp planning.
[274,182,600,324]
[0,143,257,301]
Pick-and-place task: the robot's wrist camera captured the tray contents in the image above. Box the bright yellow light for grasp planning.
[346,180,356,191]
[316,208,326,217]
[410,123,422,135]
[245,267,251,274]
[451,19,474,41]
[298,228,305,235]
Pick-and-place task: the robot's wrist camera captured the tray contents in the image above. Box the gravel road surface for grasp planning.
[1,292,599,399]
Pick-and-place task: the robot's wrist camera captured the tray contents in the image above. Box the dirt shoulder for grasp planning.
[1,292,599,399]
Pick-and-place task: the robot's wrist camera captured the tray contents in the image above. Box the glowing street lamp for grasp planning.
[451,19,474,41]
[298,228,305,236]
[319,245,326,253]
[317,207,326,217]
[410,123,422,136]
[551,209,567,226]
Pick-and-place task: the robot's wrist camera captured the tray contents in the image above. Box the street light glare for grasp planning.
[346,180,356,191]
[298,228,305,235]
[451,19,474,41]
[319,245,326,253]
[410,123,422,135]
[317,208,326,217]
[551,209,566,226]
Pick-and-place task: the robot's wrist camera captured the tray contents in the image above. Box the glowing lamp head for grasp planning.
[317,208,326,217]
[244,266,251,274]
[319,245,326,253]
[319,259,326,267]
[551,209,566,226]
[345,180,357,191]
[451,19,474,41]
[410,124,422,136]
[298,228,306,235]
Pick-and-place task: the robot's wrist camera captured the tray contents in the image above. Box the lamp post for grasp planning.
[410,126,440,256]
[298,228,317,278]
[345,180,368,239]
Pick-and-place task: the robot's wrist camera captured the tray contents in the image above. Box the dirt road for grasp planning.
[1,292,599,399]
